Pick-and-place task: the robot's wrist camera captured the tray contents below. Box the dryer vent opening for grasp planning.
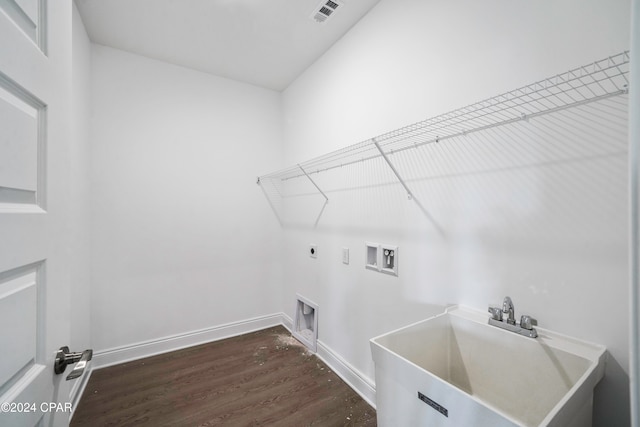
[293,295,319,352]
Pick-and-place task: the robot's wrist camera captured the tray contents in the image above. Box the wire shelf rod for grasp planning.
[258,51,629,183]
[272,88,625,182]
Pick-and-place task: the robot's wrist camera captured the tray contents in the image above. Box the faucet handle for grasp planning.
[520,315,537,330]
[488,306,503,321]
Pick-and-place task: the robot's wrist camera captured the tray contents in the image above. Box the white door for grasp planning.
[0,1,73,426]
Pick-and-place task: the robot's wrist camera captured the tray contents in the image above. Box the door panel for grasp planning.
[0,1,72,426]
[0,73,44,209]
[0,264,38,389]
[0,0,46,51]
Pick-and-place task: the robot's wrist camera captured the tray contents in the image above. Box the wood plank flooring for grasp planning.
[71,326,377,426]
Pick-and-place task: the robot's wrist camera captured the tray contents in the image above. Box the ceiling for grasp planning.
[75,0,382,91]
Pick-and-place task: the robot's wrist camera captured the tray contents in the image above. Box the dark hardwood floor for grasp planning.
[71,326,377,426]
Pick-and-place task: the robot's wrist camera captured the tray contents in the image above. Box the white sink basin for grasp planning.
[370,306,606,427]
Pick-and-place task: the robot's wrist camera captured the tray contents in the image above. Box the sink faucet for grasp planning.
[488,296,538,338]
[502,296,515,325]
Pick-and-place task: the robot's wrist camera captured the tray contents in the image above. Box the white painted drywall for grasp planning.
[89,45,284,352]
[70,3,92,358]
[629,0,640,424]
[281,0,631,425]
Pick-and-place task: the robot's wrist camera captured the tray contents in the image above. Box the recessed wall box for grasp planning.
[342,247,349,265]
[293,294,318,352]
[365,242,379,271]
[380,244,398,276]
[365,242,398,276]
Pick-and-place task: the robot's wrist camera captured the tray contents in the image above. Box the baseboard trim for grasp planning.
[92,313,283,370]
[281,313,293,331]
[316,340,376,409]
[280,314,376,409]
[69,367,92,421]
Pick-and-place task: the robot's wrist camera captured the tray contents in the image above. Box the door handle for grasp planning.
[54,346,93,380]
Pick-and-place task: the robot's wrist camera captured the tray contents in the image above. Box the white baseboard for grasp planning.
[92,313,283,370]
[280,314,376,408]
[316,340,376,408]
[69,367,92,421]
[281,312,293,331]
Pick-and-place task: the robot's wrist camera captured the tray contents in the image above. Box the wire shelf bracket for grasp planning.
[298,164,329,203]
[299,163,329,228]
[372,138,444,236]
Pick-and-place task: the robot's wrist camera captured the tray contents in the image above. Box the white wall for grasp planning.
[70,3,92,356]
[89,45,284,352]
[281,0,631,425]
[628,0,640,424]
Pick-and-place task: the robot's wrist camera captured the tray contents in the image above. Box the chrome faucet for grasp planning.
[502,296,515,325]
[488,296,538,338]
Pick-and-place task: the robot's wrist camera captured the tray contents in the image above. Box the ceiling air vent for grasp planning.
[311,0,344,24]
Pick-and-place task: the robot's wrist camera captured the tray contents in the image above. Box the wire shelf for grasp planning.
[258,51,629,183]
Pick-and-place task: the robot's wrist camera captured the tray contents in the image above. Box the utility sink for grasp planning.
[370,306,606,427]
